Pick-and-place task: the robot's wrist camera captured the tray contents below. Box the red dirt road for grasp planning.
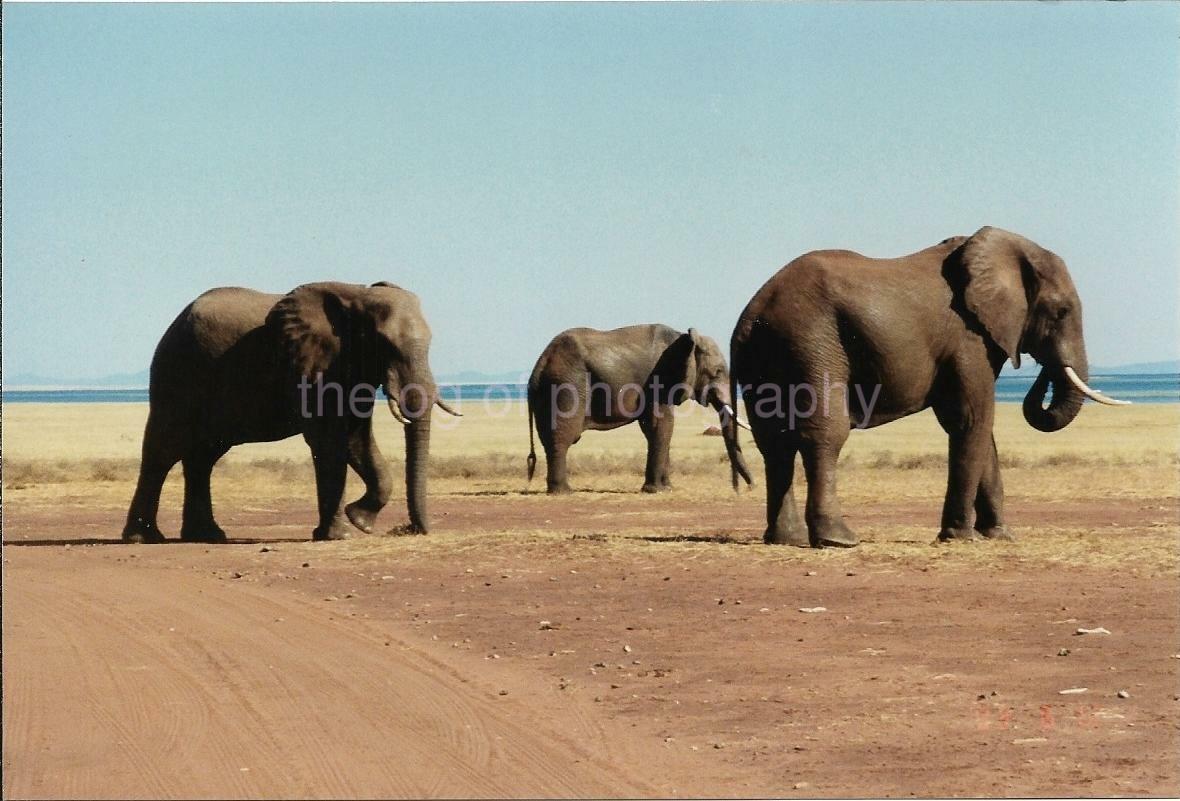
[3,553,668,799]
[4,494,1179,798]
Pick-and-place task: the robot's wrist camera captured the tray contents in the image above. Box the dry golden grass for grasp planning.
[4,400,1177,498]
[289,520,1178,577]
[3,400,1177,575]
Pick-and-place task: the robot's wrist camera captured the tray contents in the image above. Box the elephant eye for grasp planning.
[1055,306,1069,321]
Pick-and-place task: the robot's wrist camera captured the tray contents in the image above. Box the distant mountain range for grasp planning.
[5,368,152,390]
[5,361,1177,390]
[434,369,533,385]
[1004,359,1180,377]
[1093,359,1180,375]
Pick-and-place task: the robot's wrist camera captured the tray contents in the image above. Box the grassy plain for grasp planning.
[4,399,1178,573]
[5,397,1177,500]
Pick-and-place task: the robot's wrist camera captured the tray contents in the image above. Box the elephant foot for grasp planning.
[763,521,810,547]
[937,526,982,543]
[122,521,166,544]
[313,517,354,542]
[641,481,672,494]
[764,502,808,546]
[345,501,381,534]
[811,517,859,549]
[977,525,1015,541]
[547,483,573,495]
[180,523,228,544]
[312,526,350,542]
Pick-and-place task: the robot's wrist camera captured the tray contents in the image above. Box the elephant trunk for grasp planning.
[708,382,753,489]
[404,408,431,533]
[399,367,438,533]
[385,367,460,423]
[1022,359,1086,433]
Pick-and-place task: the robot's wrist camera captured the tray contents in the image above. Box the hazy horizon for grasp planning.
[4,3,1177,381]
[6,359,1180,390]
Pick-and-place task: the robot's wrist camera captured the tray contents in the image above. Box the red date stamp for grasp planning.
[975,703,1100,732]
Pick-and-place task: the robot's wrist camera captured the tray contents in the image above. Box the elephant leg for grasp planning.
[531,386,575,494]
[122,410,182,543]
[344,421,393,534]
[543,414,579,495]
[546,441,574,494]
[934,399,994,542]
[799,422,858,548]
[180,443,230,543]
[305,430,352,541]
[973,435,1012,540]
[639,408,675,493]
[744,394,806,546]
[762,437,806,546]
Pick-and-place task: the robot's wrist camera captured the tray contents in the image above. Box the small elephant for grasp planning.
[730,227,1128,548]
[122,281,460,544]
[526,324,753,493]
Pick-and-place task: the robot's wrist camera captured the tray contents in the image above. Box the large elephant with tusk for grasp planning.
[526,324,754,494]
[730,227,1128,548]
[122,281,460,544]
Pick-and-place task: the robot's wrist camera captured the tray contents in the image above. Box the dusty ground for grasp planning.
[3,402,1179,798]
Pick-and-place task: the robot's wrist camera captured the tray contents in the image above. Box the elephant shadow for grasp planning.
[4,536,310,548]
[636,531,755,545]
[450,488,640,497]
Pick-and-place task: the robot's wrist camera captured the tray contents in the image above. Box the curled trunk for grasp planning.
[1023,363,1085,433]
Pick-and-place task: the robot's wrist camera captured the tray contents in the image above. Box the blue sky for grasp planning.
[3,2,1177,380]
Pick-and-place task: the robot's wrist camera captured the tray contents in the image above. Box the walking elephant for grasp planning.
[526,324,753,493]
[729,227,1128,548]
[122,281,460,543]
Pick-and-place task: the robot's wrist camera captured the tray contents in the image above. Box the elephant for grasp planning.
[526,324,753,493]
[121,281,460,544]
[728,226,1128,548]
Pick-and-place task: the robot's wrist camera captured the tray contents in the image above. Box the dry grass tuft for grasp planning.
[295,517,1180,578]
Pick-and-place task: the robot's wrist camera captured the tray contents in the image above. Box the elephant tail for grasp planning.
[526,395,538,483]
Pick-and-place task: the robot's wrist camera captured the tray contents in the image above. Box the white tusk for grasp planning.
[435,397,463,417]
[720,404,753,431]
[387,395,411,425]
[1063,366,1131,406]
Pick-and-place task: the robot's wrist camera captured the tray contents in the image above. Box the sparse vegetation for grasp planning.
[3,400,1177,509]
[6,447,1177,491]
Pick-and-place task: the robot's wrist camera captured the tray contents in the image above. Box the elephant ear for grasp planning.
[651,328,701,405]
[266,285,352,378]
[959,226,1031,369]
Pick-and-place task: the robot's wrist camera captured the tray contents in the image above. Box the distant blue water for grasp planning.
[3,389,154,404]
[3,375,1177,403]
[992,373,1179,404]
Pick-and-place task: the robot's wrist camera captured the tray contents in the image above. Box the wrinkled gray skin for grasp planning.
[527,324,753,494]
[122,281,452,543]
[731,227,1102,548]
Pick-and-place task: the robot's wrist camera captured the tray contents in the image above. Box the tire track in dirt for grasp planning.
[2,557,652,799]
[3,578,181,798]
